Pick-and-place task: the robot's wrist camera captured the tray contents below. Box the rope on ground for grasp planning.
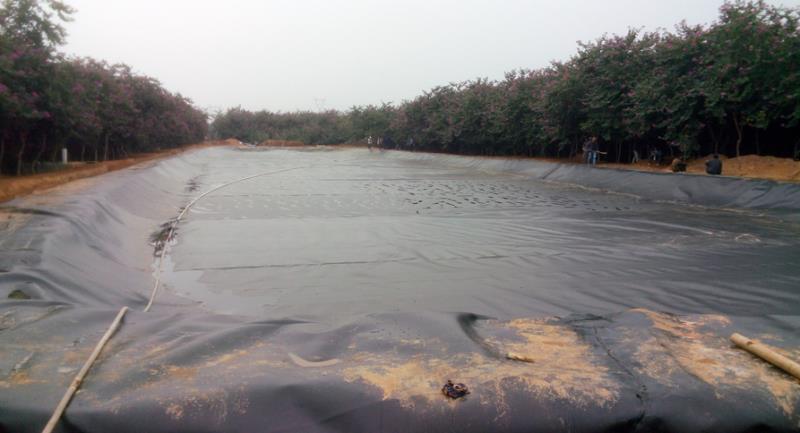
[41,306,129,433]
[143,166,309,312]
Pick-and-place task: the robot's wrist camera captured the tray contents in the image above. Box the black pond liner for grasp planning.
[1,147,799,433]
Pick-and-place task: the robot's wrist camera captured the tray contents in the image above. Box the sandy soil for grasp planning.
[257,139,305,147]
[602,154,800,183]
[0,140,238,204]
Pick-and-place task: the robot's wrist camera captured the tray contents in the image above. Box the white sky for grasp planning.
[63,0,800,114]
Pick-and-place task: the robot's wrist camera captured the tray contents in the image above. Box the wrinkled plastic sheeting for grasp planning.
[381,151,800,212]
[3,306,800,432]
[1,147,799,433]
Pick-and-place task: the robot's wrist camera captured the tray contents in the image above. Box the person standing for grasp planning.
[582,139,591,164]
[583,137,598,166]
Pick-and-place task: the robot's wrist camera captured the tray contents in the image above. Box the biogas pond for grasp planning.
[1,146,799,432]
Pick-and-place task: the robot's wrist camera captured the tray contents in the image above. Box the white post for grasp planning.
[61,148,68,164]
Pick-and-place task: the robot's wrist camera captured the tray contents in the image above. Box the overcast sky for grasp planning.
[63,0,799,114]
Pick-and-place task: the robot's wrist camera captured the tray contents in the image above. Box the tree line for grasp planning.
[212,1,800,163]
[0,0,208,175]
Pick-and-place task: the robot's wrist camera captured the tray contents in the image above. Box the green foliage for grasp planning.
[630,24,706,156]
[211,108,349,145]
[0,0,207,175]
[214,1,800,162]
[0,0,73,48]
[349,103,395,139]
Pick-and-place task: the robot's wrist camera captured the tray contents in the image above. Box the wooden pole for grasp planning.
[731,333,800,380]
[41,307,129,433]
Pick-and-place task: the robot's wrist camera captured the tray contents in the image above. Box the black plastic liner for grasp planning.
[1,147,799,433]
[382,151,800,211]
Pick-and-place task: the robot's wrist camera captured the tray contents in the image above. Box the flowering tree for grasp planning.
[213,1,800,162]
[0,0,207,174]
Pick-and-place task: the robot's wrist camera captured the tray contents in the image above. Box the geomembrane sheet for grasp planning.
[1,147,799,432]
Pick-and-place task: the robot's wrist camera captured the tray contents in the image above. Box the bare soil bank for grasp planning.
[257,139,305,147]
[603,154,800,183]
[0,140,238,204]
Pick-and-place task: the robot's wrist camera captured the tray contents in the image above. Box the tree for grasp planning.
[700,0,799,156]
[0,0,74,48]
[0,0,207,173]
[573,30,661,162]
[630,24,707,157]
[210,1,800,164]
[542,62,587,158]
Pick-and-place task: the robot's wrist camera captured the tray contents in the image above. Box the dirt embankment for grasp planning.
[602,154,800,183]
[0,140,238,204]
[258,139,305,147]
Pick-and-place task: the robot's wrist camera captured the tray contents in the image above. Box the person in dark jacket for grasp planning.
[705,154,722,175]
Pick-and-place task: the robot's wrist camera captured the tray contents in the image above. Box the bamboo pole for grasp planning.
[731,333,800,380]
[41,307,129,433]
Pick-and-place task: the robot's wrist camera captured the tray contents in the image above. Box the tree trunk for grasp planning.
[708,124,720,155]
[755,130,760,156]
[94,144,98,162]
[80,143,86,162]
[732,114,743,158]
[103,133,110,161]
[50,143,60,162]
[616,140,622,163]
[16,130,28,176]
[32,134,46,174]
[0,134,5,175]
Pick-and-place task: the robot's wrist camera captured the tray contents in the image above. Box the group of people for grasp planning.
[671,154,723,175]
[369,133,725,175]
[367,135,383,150]
[367,135,413,151]
[584,137,723,175]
